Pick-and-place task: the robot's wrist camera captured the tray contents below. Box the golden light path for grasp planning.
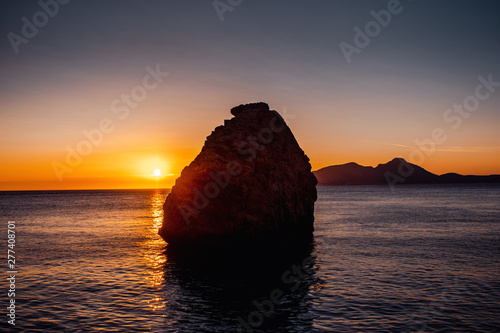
[142,190,168,312]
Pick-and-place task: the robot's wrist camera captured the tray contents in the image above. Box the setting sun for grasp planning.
[153,169,161,176]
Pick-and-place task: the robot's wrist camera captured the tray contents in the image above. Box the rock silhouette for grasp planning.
[159,102,317,246]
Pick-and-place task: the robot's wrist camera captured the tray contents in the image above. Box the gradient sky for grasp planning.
[1,0,499,190]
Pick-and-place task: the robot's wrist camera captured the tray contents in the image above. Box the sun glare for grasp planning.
[153,169,161,176]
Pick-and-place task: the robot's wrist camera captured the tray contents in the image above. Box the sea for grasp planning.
[1,184,499,332]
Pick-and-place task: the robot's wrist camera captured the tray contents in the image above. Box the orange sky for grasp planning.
[1,94,499,191]
[1,78,499,190]
[1,1,499,191]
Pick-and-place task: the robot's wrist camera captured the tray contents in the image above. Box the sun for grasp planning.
[153,169,161,176]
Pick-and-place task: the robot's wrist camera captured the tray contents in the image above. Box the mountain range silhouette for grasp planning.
[313,158,500,186]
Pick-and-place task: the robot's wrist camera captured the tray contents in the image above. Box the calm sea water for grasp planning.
[1,184,499,332]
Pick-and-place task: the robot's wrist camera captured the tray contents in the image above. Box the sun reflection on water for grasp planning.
[141,189,169,311]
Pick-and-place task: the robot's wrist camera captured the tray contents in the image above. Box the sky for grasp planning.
[1,0,499,190]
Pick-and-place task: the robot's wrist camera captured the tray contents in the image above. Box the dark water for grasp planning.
[0,184,499,332]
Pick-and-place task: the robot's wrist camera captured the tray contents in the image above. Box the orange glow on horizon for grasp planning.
[1,102,499,191]
[0,150,190,191]
[1,147,499,191]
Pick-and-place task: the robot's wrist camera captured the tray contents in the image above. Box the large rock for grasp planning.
[159,102,317,246]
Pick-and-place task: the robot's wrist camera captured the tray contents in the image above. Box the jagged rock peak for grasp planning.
[230,102,269,116]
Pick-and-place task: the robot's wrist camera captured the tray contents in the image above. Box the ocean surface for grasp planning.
[1,184,499,332]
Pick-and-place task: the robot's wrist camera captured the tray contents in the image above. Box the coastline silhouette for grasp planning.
[314,158,500,186]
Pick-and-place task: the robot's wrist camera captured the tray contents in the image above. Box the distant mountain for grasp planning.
[313,158,500,186]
